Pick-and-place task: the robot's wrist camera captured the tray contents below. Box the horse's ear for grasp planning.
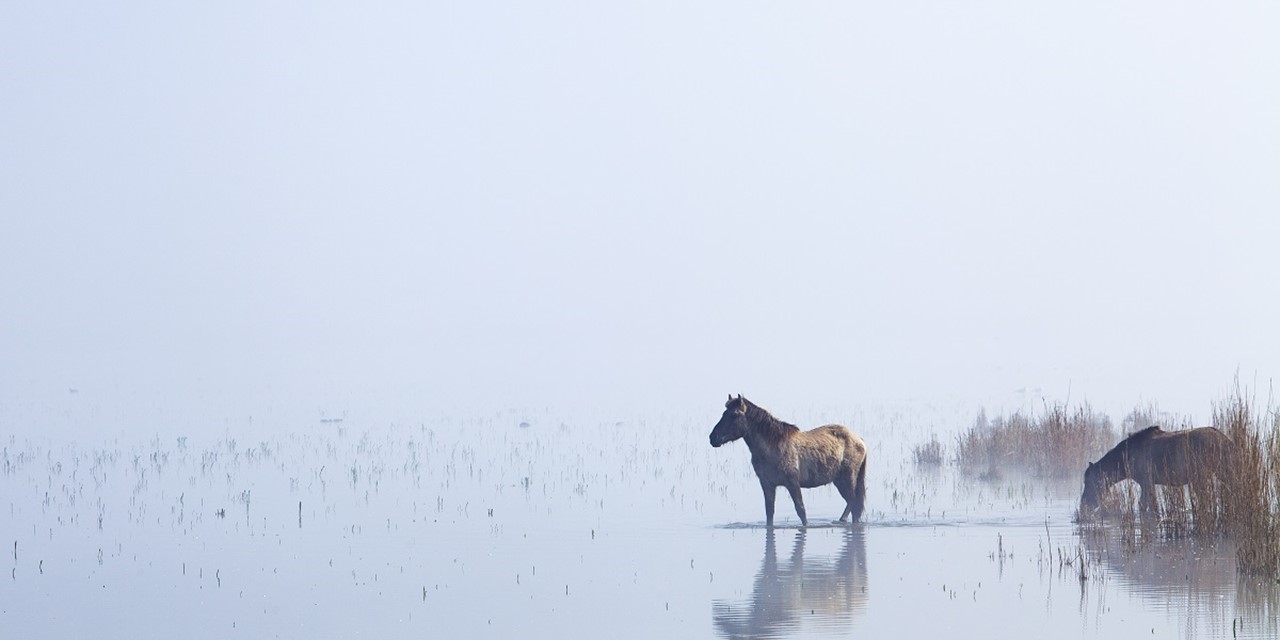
[726,394,733,405]
[1087,462,1094,470]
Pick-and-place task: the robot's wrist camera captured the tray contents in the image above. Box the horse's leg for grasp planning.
[761,482,777,527]
[834,475,855,523]
[785,483,808,527]
[1138,480,1159,517]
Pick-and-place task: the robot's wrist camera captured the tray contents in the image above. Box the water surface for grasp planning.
[2,406,1274,638]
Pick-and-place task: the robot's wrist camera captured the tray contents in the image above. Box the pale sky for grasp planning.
[3,1,1278,433]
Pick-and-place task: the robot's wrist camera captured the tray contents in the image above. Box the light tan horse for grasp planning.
[1080,425,1233,517]
[709,395,867,527]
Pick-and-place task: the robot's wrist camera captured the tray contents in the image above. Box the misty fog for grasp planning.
[4,1,1278,436]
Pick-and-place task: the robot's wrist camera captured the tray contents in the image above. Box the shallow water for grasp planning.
[2,407,1276,638]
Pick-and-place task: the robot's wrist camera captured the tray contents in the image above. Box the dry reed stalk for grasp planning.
[912,436,944,467]
[956,404,1114,478]
[1214,393,1280,578]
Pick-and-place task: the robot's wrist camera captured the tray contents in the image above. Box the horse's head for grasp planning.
[709,394,749,447]
[1079,461,1103,514]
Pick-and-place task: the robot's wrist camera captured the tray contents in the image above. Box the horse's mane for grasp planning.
[1097,425,1163,470]
[1123,425,1163,444]
[742,398,800,440]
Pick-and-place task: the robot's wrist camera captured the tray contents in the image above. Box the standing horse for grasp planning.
[1079,425,1233,517]
[709,395,868,527]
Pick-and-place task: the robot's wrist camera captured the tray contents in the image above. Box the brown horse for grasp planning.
[709,395,867,527]
[1079,425,1233,517]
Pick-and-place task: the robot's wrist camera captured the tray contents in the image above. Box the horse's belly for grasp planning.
[797,458,839,488]
[796,435,853,487]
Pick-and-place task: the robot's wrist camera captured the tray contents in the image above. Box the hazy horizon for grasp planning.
[4,1,1278,437]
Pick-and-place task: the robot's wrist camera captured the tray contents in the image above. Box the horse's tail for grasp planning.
[850,454,867,522]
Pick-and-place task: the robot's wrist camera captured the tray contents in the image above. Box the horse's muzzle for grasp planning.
[709,435,723,447]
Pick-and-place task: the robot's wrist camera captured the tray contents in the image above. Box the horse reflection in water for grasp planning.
[713,529,868,639]
[1079,529,1280,638]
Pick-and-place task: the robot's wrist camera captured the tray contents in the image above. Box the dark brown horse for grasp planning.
[709,395,867,527]
[1079,425,1233,517]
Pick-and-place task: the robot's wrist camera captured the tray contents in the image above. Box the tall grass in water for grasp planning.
[1095,392,1280,579]
[911,436,944,467]
[1214,394,1280,578]
[955,405,1115,478]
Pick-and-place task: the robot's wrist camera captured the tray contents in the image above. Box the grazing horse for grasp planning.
[1079,425,1233,517]
[709,395,868,527]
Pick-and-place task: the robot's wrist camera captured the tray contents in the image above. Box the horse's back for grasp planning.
[1189,426,1234,463]
[1151,426,1232,451]
[1141,426,1233,484]
[1193,426,1231,446]
[790,425,862,488]
[799,425,866,469]
[806,424,864,449]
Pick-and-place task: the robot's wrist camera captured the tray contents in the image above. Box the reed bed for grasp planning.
[954,405,1115,478]
[1213,394,1280,577]
[911,436,944,467]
